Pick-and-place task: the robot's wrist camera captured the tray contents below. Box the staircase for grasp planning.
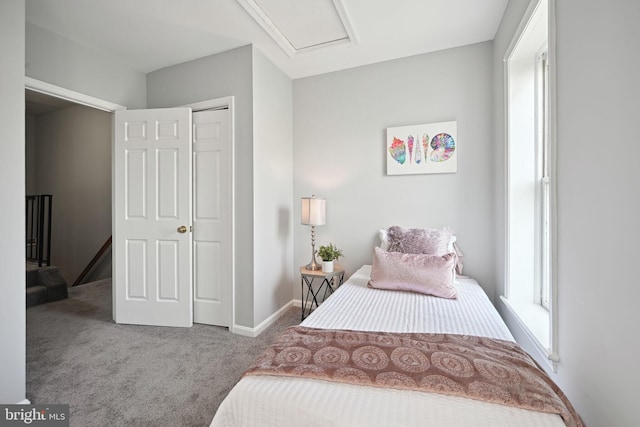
[26,194,68,307]
[26,262,68,308]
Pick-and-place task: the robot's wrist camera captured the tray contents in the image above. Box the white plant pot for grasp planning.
[322,260,334,273]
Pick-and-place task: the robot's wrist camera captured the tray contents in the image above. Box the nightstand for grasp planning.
[299,266,345,320]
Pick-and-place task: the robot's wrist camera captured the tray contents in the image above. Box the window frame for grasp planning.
[502,0,559,372]
[535,47,550,310]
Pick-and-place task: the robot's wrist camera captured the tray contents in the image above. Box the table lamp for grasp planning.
[301,195,326,271]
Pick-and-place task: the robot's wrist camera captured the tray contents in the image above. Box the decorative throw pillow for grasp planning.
[452,241,464,276]
[386,225,455,256]
[378,228,390,250]
[368,247,457,299]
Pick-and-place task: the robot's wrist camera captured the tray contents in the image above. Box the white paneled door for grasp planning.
[192,110,231,326]
[114,108,193,327]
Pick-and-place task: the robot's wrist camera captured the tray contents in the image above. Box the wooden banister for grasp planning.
[73,235,112,287]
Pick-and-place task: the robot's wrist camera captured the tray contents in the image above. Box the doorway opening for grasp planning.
[25,88,115,290]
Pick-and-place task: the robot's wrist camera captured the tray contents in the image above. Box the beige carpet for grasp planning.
[26,278,300,427]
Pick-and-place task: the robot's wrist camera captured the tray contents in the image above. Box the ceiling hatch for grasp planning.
[236,0,357,57]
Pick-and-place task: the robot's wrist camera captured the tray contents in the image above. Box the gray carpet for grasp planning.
[26,278,300,427]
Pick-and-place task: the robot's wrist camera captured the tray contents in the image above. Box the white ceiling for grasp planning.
[25,0,508,80]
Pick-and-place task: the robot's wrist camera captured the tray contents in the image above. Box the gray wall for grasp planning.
[0,0,26,404]
[292,42,496,299]
[494,1,640,426]
[30,105,112,285]
[26,114,37,195]
[252,48,294,325]
[26,23,146,109]
[147,46,257,327]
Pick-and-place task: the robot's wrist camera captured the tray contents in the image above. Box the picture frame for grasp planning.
[386,121,457,175]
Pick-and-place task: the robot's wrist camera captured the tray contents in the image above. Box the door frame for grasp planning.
[25,77,236,332]
[25,77,127,112]
[25,77,125,321]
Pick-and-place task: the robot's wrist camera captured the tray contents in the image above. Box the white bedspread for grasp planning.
[302,265,514,340]
[211,266,564,427]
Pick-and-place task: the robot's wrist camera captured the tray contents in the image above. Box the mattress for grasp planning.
[302,265,514,340]
[211,266,565,427]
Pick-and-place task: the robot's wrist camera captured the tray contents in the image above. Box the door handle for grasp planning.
[177,225,188,234]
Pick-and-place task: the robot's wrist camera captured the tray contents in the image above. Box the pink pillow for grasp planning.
[368,247,457,299]
[386,225,454,256]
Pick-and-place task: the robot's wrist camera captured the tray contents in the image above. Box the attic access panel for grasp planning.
[237,0,357,57]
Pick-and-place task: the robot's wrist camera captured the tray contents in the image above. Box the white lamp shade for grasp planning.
[301,197,326,226]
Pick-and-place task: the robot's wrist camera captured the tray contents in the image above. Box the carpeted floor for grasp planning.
[26,278,300,427]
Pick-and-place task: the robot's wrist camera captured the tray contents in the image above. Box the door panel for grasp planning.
[157,240,179,301]
[125,149,147,218]
[193,109,231,326]
[157,149,179,219]
[114,108,192,327]
[126,240,147,299]
[195,151,221,219]
[194,241,221,300]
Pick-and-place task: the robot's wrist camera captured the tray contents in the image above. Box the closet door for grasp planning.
[192,109,232,327]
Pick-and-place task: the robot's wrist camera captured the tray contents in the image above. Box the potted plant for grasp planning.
[316,243,343,273]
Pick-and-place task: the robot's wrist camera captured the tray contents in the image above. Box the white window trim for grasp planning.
[548,0,559,372]
[535,46,550,310]
[502,0,559,373]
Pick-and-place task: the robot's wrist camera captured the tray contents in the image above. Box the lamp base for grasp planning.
[305,259,321,271]
[306,238,321,270]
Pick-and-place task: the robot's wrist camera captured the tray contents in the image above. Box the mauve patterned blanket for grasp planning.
[244,326,583,427]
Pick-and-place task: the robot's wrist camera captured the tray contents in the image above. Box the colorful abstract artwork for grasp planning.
[386,121,457,175]
[388,137,406,165]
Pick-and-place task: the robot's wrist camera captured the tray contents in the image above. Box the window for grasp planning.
[502,0,558,371]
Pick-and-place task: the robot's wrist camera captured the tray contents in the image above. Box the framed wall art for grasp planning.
[386,121,457,175]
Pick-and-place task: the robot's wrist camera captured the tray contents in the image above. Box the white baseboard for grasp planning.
[17,399,31,404]
[231,300,297,337]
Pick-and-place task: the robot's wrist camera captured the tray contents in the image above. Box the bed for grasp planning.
[211,228,581,427]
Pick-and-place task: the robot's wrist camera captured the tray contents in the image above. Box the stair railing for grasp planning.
[73,235,112,287]
[25,194,52,267]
